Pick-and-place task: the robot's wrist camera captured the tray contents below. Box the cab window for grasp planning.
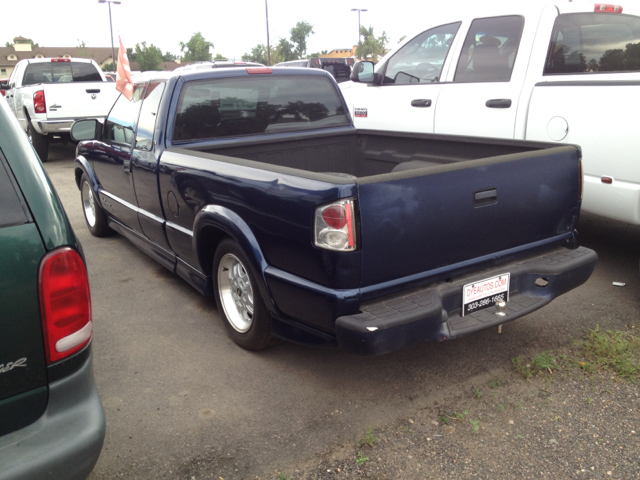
[135,82,165,151]
[453,16,524,83]
[104,85,145,146]
[383,22,461,84]
[544,13,640,75]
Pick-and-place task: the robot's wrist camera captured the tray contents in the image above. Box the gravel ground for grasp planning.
[270,347,640,480]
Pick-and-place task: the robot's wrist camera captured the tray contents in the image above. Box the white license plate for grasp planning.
[462,273,510,316]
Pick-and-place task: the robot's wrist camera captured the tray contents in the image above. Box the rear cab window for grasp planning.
[453,15,525,83]
[172,75,349,142]
[22,61,103,85]
[544,13,640,74]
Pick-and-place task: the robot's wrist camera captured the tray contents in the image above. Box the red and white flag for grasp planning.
[115,36,134,101]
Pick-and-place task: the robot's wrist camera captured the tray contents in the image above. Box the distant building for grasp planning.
[0,36,180,78]
[319,47,358,59]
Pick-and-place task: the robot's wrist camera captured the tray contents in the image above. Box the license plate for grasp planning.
[462,273,510,316]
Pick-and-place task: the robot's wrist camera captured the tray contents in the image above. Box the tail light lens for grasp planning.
[33,90,46,114]
[594,4,623,13]
[39,247,92,364]
[314,199,356,251]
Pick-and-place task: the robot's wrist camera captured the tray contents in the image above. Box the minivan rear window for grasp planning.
[173,75,349,142]
[23,62,103,85]
[545,13,640,74]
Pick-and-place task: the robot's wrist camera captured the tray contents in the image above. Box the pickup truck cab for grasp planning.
[341,2,640,225]
[71,66,596,355]
[1,58,118,162]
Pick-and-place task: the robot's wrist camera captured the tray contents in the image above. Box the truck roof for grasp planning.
[19,57,98,65]
[132,66,335,84]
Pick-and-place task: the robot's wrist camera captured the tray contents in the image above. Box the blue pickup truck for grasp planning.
[71,66,597,355]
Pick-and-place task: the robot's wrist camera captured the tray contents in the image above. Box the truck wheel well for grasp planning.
[74,168,84,189]
[197,226,231,277]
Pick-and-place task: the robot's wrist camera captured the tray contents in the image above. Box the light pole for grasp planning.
[98,0,121,72]
[265,0,271,66]
[351,8,367,60]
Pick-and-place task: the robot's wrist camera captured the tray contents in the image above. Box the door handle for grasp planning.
[486,99,512,109]
[411,99,432,108]
[86,89,101,93]
[474,188,497,207]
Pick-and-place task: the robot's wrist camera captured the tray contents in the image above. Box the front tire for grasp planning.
[27,124,49,162]
[213,239,275,350]
[80,174,112,237]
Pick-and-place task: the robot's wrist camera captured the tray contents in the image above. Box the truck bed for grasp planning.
[164,129,581,294]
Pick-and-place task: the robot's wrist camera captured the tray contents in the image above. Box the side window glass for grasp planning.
[544,13,640,75]
[383,22,461,85]
[135,82,165,150]
[104,84,145,146]
[453,15,524,83]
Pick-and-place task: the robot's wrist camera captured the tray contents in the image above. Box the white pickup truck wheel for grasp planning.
[213,239,275,351]
[27,124,48,162]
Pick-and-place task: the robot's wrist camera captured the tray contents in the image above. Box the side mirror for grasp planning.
[71,119,100,142]
[350,61,379,84]
[0,80,9,90]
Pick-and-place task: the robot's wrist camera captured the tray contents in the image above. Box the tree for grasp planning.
[308,50,328,58]
[162,51,177,62]
[76,39,94,59]
[126,48,138,62]
[358,26,389,62]
[103,62,115,72]
[179,32,213,62]
[135,42,163,71]
[276,38,297,62]
[242,44,269,64]
[214,53,227,61]
[289,21,314,59]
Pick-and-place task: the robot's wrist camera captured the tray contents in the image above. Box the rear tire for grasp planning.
[27,124,49,162]
[80,174,112,237]
[213,239,275,351]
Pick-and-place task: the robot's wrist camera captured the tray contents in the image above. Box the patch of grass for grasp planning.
[357,426,378,447]
[474,388,483,399]
[576,326,640,381]
[277,474,290,480]
[470,419,480,434]
[513,351,559,379]
[489,379,503,389]
[439,414,451,425]
[356,452,369,464]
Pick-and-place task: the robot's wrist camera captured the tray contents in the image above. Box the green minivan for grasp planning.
[0,98,104,478]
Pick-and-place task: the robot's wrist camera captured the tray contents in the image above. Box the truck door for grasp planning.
[347,22,461,133]
[435,15,532,138]
[90,84,145,230]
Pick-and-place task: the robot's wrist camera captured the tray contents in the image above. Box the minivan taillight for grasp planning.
[314,199,357,251]
[39,247,92,364]
[33,90,46,114]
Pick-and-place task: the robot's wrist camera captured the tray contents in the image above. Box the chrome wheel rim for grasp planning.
[217,253,254,333]
[82,181,97,227]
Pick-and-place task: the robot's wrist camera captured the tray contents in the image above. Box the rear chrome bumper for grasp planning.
[335,246,598,355]
[32,117,105,135]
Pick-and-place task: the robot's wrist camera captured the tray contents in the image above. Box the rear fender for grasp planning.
[193,205,275,313]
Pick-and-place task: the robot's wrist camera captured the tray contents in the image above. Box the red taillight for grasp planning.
[315,199,357,251]
[246,67,273,74]
[601,176,613,184]
[322,205,347,229]
[39,247,92,364]
[51,58,71,62]
[33,90,46,114]
[1,90,5,97]
[594,4,623,13]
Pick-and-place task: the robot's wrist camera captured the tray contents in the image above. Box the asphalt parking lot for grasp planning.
[42,142,640,479]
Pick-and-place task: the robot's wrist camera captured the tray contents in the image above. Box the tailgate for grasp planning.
[357,146,581,288]
[44,82,119,119]
[0,158,48,435]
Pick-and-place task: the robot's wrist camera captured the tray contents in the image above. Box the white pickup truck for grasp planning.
[1,58,118,162]
[340,1,640,225]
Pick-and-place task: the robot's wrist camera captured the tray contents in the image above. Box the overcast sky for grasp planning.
[6,0,549,60]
